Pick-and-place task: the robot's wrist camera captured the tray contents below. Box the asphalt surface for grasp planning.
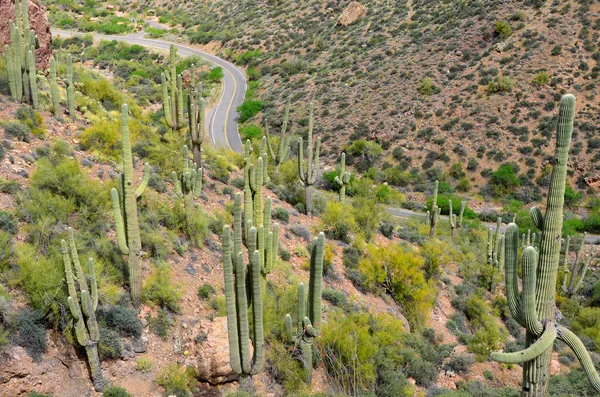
[51,28,245,153]
[386,207,600,244]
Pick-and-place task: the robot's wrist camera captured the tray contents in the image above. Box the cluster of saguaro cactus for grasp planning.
[491,94,600,396]
[110,104,151,307]
[61,228,104,391]
[521,229,537,248]
[173,145,203,241]
[264,101,292,179]
[162,44,184,131]
[4,0,40,107]
[242,140,279,286]
[427,180,441,238]
[284,232,324,384]
[334,152,351,202]
[187,68,205,167]
[222,193,265,392]
[562,233,595,298]
[297,103,320,216]
[448,199,465,239]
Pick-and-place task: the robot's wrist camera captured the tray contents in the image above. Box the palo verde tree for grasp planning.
[285,232,325,384]
[491,94,600,396]
[110,104,151,307]
[62,228,104,391]
[297,103,320,216]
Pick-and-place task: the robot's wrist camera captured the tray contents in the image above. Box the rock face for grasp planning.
[337,1,367,27]
[0,0,53,69]
[193,316,238,384]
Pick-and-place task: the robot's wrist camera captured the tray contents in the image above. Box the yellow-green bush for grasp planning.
[142,263,182,313]
[320,201,357,242]
[360,244,435,329]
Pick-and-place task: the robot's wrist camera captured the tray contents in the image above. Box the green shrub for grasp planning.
[320,201,357,243]
[3,121,31,141]
[444,354,473,374]
[0,211,17,235]
[322,288,348,308]
[15,308,47,361]
[237,100,262,123]
[405,357,437,387]
[147,308,174,340]
[15,107,45,137]
[486,76,515,93]
[489,163,520,197]
[494,21,512,38]
[143,264,182,312]
[207,67,224,82]
[99,305,142,337]
[239,124,261,140]
[197,283,216,300]
[418,77,440,97]
[156,363,194,397]
[102,385,133,397]
[135,356,153,372]
[80,119,122,159]
[273,207,289,223]
[532,71,550,86]
[98,326,122,360]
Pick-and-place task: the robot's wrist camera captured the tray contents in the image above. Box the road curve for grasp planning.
[51,29,245,153]
[386,207,600,244]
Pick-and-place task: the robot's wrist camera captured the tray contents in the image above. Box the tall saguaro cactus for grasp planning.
[66,54,75,116]
[448,199,465,239]
[49,56,60,118]
[427,180,441,238]
[562,233,595,298]
[334,152,351,202]
[264,101,292,179]
[297,103,320,216]
[491,95,600,396]
[173,145,203,242]
[187,85,205,167]
[222,193,265,392]
[61,228,104,391]
[162,45,184,131]
[284,232,325,384]
[110,104,151,307]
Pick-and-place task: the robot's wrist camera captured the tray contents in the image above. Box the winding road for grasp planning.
[51,28,246,153]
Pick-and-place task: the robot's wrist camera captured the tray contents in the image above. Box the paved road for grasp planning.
[386,207,600,244]
[51,29,245,153]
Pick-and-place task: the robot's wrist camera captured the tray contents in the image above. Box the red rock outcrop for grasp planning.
[337,1,367,27]
[0,0,52,69]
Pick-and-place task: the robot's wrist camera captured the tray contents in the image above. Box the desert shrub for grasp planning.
[237,100,262,123]
[102,386,132,397]
[147,308,174,340]
[135,356,153,372]
[351,197,383,241]
[289,224,311,241]
[360,244,435,329]
[239,124,261,140]
[418,77,440,97]
[532,71,550,86]
[142,264,182,312]
[273,207,289,223]
[208,209,233,235]
[80,119,122,159]
[197,283,216,300]
[421,239,452,280]
[320,201,357,243]
[156,363,194,397]
[99,305,142,337]
[548,369,598,396]
[15,107,45,137]
[489,163,520,196]
[322,288,348,308]
[486,76,515,93]
[444,355,473,374]
[3,121,31,141]
[0,211,17,235]
[494,21,512,38]
[204,148,234,183]
[405,357,438,387]
[267,341,306,393]
[98,326,122,360]
[379,218,395,238]
[15,308,47,361]
[279,248,291,261]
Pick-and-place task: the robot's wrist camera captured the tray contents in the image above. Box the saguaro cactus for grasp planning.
[284,232,324,384]
[448,199,465,239]
[334,152,351,202]
[26,49,37,109]
[562,233,595,298]
[491,95,600,396]
[427,180,441,238]
[264,101,292,179]
[66,54,75,116]
[222,193,265,392]
[62,227,104,391]
[49,56,60,118]
[173,145,203,242]
[162,45,184,131]
[187,83,205,167]
[297,103,320,216]
[110,104,151,307]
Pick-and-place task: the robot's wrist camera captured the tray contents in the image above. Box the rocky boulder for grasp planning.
[192,316,239,384]
[0,0,53,69]
[337,1,367,27]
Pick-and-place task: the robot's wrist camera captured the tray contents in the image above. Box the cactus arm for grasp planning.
[264,121,276,160]
[135,163,150,198]
[457,201,465,227]
[250,249,264,374]
[494,218,502,253]
[66,54,75,116]
[50,56,60,118]
[298,137,306,185]
[504,223,524,325]
[449,200,455,228]
[67,227,89,294]
[176,74,184,127]
[192,168,203,198]
[236,250,252,374]
[222,225,242,374]
[307,233,324,331]
[487,228,493,259]
[522,247,543,335]
[161,73,174,128]
[498,236,505,271]
[27,49,37,109]
[270,223,280,271]
[491,322,556,364]
[5,45,16,99]
[530,206,544,230]
[110,188,130,255]
[297,282,306,332]
[310,137,321,184]
[62,239,82,319]
[88,258,98,311]
[556,326,600,392]
[285,314,293,342]
[172,171,183,198]
[561,236,571,293]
